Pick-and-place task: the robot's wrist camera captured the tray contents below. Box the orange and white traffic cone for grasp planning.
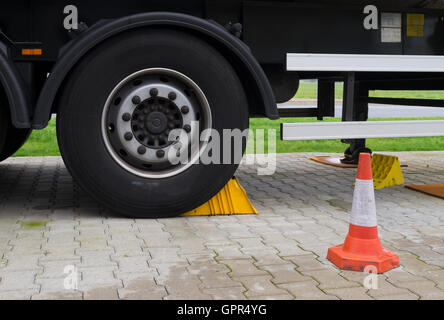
[327,153,400,273]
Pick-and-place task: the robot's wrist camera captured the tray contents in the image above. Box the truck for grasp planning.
[1,0,444,218]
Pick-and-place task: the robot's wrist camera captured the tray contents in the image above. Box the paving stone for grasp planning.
[233,275,291,297]
[83,286,119,300]
[375,293,419,300]
[0,270,40,292]
[339,270,374,283]
[260,264,311,284]
[198,270,244,289]
[41,242,79,255]
[147,247,185,264]
[150,262,190,282]
[118,287,166,300]
[279,280,338,300]
[37,260,81,279]
[1,153,444,299]
[424,259,444,268]
[161,276,211,300]
[285,255,332,272]
[272,244,312,257]
[0,289,37,300]
[385,267,430,284]
[221,259,269,278]
[423,269,444,290]
[108,239,144,252]
[213,245,249,260]
[249,293,295,300]
[163,292,212,300]
[111,254,151,273]
[367,278,420,298]
[79,251,117,268]
[184,252,219,265]
[396,280,444,300]
[302,269,361,290]
[36,277,76,294]
[252,252,289,267]
[80,269,122,290]
[398,251,442,274]
[31,291,83,300]
[324,287,373,300]
[39,253,81,262]
[202,287,247,300]
[118,274,166,300]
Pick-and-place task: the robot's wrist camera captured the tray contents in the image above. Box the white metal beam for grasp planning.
[286,53,444,72]
[281,120,444,140]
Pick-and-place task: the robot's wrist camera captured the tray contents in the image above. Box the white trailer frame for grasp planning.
[281,120,444,141]
[287,53,444,73]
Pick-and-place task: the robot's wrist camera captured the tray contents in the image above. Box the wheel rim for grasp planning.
[101,68,212,179]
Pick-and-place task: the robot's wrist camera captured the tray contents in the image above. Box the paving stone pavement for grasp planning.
[0,152,443,300]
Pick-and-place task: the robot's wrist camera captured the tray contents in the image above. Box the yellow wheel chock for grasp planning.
[181,177,258,216]
[371,154,405,190]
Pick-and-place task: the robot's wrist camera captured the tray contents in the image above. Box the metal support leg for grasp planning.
[341,72,371,164]
[317,80,335,120]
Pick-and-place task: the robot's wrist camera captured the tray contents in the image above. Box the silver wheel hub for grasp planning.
[102,68,212,179]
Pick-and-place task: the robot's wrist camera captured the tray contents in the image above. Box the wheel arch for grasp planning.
[0,45,31,129]
[32,12,278,129]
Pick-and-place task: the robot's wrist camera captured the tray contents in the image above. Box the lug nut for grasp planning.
[132,96,141,104]
[124,132,133,141]
[137,146,146,155]
[150,88,158,97]
[183,125,191,133]
[168,92,177,100]
[122,113,131,121]
[156,150,165,158]
[181,106,189,114]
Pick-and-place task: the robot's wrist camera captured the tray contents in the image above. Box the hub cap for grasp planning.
[101,68,212,179]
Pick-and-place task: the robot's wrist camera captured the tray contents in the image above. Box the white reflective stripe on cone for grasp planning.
[350,179,377,227]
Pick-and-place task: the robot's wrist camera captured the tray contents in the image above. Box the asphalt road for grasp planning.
[279,102,444,118]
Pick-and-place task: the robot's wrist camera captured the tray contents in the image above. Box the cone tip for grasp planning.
[357,153,372,180]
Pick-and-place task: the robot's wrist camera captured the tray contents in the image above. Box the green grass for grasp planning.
[295,82,444,100]
[13,118,60,157]
[11,117,444,157]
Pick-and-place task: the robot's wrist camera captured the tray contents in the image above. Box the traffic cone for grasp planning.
[327,153,400,273]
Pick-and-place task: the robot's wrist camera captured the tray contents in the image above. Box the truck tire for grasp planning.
[0,127,32,161]
[0,102,7,156]
[0,96,32,162]
[56,29,249,218]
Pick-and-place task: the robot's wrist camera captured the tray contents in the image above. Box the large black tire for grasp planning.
[57,29,249,218]
[0,94,32,162]
[0,101,7,155]
[0,92,10,156]
[0,125,32,162]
